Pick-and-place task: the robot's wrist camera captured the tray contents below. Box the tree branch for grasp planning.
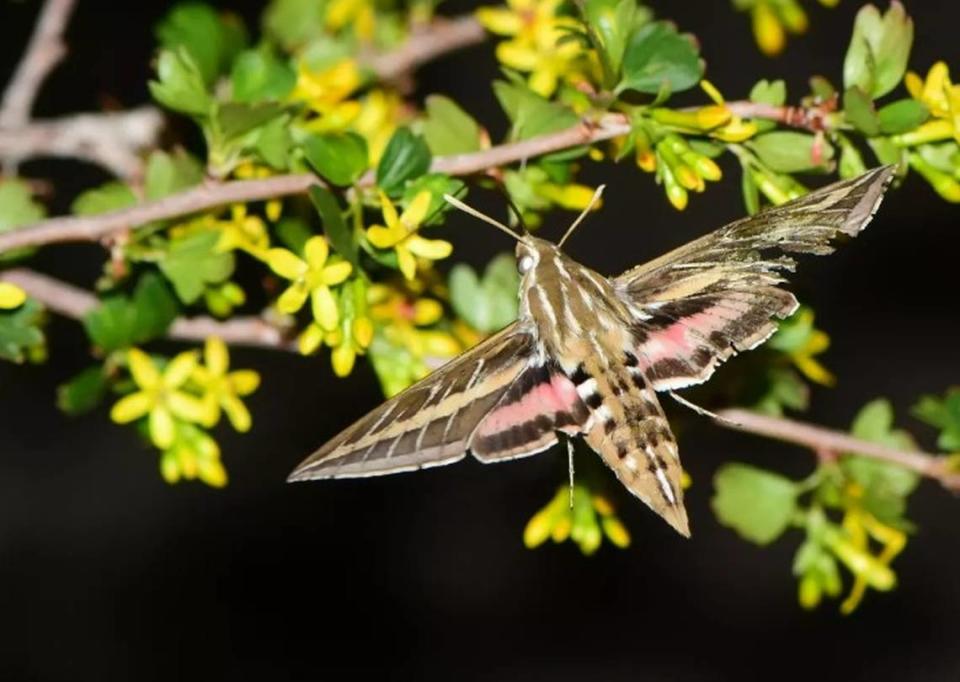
[0,114,631,254]
[0,0,76,128]
[716,408,960,492]
[724,98,837,132]
[364,15,485,81]
[2,268,294,350]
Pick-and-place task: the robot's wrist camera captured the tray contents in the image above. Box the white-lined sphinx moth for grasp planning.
[288,166,894,537]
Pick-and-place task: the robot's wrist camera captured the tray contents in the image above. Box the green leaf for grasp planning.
[493,79,579,140]
[0,299,44,363]
[747,132,834,174]
[617,21,703,95]
[402,173,465,224]
[749,79,787,106]
[145,150,204,201]
[83,273,179,352]
[303,133,369,186]
[159,230,235,303]
[912,388,960,451]
[275,217,312,255]
[0,179,45,253]
[582,0,652,81]
[753,367,809,416]
[712,463,798,545]
[149,48,213,117]
[837,134,868,180]
[215,101,286,141]
[740,163,760,215]
[231,48,296,102]
[57,365,109,415]
[376,128,431,195]
[264,0,326,50]
[767,305,814,353]
[309,186,357,267]
[843,86,881,137]
[877,98,929,135]
[843,2,913,98]
[449,253,519,333]
[422,95,482,156]
[156,3,247,86]
[253,114,293,169]
[71,182,137,216]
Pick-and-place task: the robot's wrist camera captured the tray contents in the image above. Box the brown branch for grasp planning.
[716,408,960,492]
[2,268,295,350]
[0,0,76,128]
[364,15,486,81]
[724,98,837,132]
[0,114,631,254]
[0,107,164,179]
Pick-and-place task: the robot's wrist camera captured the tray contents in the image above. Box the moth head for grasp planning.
[515,235,556,277]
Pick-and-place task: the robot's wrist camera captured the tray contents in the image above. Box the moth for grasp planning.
[288,166,894,536]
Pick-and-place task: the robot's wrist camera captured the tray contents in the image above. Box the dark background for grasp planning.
[1,1,959,680]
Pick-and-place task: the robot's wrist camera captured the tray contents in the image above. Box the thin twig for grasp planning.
[716,408,960,492]
[724,98,837,132]
[364,15,485,80]
[0,107,164,179]
[2,268,295,350]
[0,0,77,128]
[0,114,630,254]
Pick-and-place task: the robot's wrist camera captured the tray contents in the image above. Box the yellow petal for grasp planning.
[538,183,596,210]
[312,285,340,330]
[127,348,160,388]
[923,62,951,111]
[160,450,181,484]
[222,393,252,432]
[198,458,228,488]
[401,191,432,229]
[352,316,374,348]
[149,407,176,449]
[406,236,452,261]
[397,246,417,280]
[412,298,443,326]
[204,336,229,376]
[229,369,260,395]
[277,282,309,314]
[168,391,214,425]
[267,248,308,280]
[421,330,461,357]
[904,71,924,101]
[475,7,523,35]
[110,392,153,424]
[496,41,539,71]
[753,2,785,56]
[331,343,356,377]
[321,261,352,285]
[795,356,836,387]
[366,224,400,249]
[0,282,27,309]
[298,324,324,355]
[529,67,559,97]
[379,191,399,230]
[163,351,199,388]
[304,236,329,269]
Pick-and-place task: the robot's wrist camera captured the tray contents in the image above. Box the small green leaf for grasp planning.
[712,463,798,545]
[145,150,204,201]
[843,86,881,137]
[0,299,45,363]
[275,217,312,255]
[422,95,482,156]
[401,173,465,224]
[159,230,235,303]
[843,2,913,98]
[83,274,179,352]
[493,79,579,140]
[253,114,293,169]
[837,134,868,179]
[449,253,519,333]
[582,0,652,81]
[376,128,431,195]
[0,179,45,234]
[149,48,213,117]
[156,3,247,85]
[877,98,929,135]
[303,133,369,186]
[231,48,296,102]
[215,101,286,141]
[309,186,357,267]
[57,365,109,415]
[617,21,703,95]
[740,164,760,215]
[71,182,137,216]
[912,388,960,451]
[263,0,326,49]
[747,132,834,173]
[749,79,787,106]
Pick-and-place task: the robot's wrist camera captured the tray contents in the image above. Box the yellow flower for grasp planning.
[367,191,452,280]
[477,0,586,96]
[535,182,600,210]
[291,59,363,132]
[524,484,631,555]
[0,282,27,309]
[902,62,960,145]
[352,89,406,164]
[192,336,260,432]
[325,0,375,40]
[699,79,758,143]
[110,348,212,449]
[267,237,352,330]
[216,204,270,260]
[160,421,227,488]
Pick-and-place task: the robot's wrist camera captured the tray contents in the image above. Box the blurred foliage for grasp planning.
[0,0,957,614]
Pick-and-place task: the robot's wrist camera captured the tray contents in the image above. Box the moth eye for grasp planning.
[518,255,534,273]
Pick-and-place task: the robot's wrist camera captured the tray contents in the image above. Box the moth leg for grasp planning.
[668,391,743,428]
[567,437,575,509]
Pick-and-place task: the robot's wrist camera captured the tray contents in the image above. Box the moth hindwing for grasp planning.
[289,166,895,538]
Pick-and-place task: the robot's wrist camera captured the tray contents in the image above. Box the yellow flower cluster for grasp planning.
[743,0,838,57]
[524,485,631,555]
[110,338,259,487]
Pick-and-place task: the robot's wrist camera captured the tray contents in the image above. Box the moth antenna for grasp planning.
[443,194,522,242]
[668,391,743,428]
[567,438,575,509]
[501,189,531,235]
[558,184,605,248]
